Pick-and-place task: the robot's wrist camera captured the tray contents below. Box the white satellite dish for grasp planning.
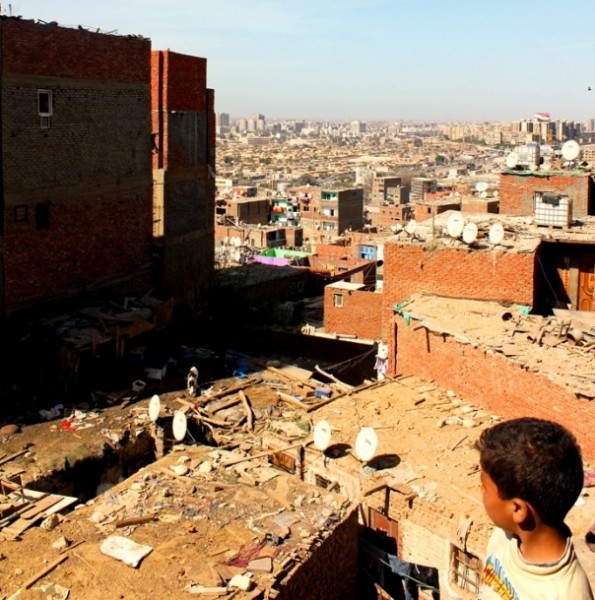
[462,222,478,244]
[561,140,580,161]
[148,394,161,422]
[505,152,519,169]
[172,410,188,442]
[475,181,488,192]
[313,420,332,451]
[446,212,465,238]
[355,427,378,463]
[488,222,505,245]
[405,219,417,235]
[479,191,488,199]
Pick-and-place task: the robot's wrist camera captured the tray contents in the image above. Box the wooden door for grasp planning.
[579,258,595,312]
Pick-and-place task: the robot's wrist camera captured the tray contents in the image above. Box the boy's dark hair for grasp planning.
[476,417,584,527]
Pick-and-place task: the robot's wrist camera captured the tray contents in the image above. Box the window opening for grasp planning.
[13,205,28,223]
[450,545,481,594]
[35,202,51,230]
[38,90,53,116]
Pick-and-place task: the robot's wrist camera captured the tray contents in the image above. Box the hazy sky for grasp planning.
[13,1,595,122]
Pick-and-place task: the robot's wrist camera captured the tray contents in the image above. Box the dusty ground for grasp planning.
[0,365,593,599]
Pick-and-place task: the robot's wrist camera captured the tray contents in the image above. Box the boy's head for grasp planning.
[476,417,584,528]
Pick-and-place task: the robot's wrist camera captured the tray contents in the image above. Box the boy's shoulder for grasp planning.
[480,528,594,599]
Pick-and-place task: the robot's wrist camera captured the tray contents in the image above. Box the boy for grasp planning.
[476,417,593,599]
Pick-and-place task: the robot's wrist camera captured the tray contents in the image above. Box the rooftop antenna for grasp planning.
[488,222,505,245]
[446,212,465,238]
[354,427,379,464]
[313,420,332,451]
[404,219,417,236]
[505,151,519,169]
[148,394,161,422]
[561,140,580,162]
[462,222,478,245]
[172,410,188,442]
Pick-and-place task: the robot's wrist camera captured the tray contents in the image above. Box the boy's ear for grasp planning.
[511,498,535,528]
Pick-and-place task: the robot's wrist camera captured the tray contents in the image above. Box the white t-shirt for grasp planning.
[479,527,594,600]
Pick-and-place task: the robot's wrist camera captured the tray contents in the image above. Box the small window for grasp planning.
[13,205,28,223]
[35,202,51,230]
[451,545,481,594]
[38,90,53,116]
[334,293,343,308]
[314,474,332,489]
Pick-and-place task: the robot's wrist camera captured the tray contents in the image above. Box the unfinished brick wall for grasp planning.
[383,244,536,307]
[393,320,595,461]
[276,507,359,600]
[499,172,593,217]
[324,288,383,340]
[1,19,152,316]
[151,50,214,318]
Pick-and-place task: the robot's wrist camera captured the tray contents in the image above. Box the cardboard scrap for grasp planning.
[100,535,152,568]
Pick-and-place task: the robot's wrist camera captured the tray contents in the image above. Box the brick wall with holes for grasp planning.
[324,288,383,340]
[393,319,595,461]
[499,172,593,217]
[1,18,153,316]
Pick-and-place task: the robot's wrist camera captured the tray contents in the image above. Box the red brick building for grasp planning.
[0,18,153,317]
[151,50,215,318]
[500,170,594,218]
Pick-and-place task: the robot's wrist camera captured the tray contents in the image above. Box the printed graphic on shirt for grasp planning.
[481,555,520,600]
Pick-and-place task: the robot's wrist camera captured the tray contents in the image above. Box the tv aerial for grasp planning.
[561,140,580,162]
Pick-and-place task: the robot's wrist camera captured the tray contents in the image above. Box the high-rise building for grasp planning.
[216,112,230,137]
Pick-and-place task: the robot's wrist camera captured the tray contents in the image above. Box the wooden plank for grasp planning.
[3,514,43,538]
[21,495,62,520]
[23,555,68,589]
[115,514,157,528]
[0,450,28,468]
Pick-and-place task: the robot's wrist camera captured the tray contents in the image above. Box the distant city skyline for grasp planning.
[15,1,595,122]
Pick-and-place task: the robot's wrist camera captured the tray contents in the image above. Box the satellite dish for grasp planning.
[475,181,488,192]
[505,152,519,169]
[405,219,417,235]
[148,394,161,422]
[561,140,580,161]
[447,212,465,238]
[493,190,499,198]
[172,410,188,442]
[488,222,505,245]
[480,191,487,199]
[355,427,378,463]
[462,222,478,244]
[313,420,332,451]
